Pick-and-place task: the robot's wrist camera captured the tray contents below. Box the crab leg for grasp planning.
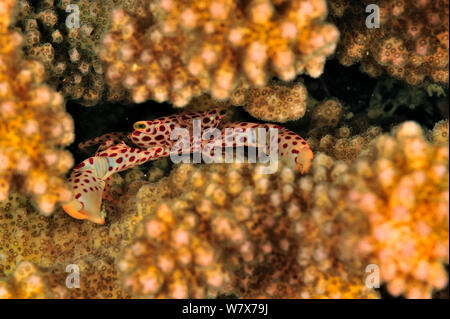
[78,132,129,153]
[63,142,170,224]
[202,122,313,174]
[102,176,115,202]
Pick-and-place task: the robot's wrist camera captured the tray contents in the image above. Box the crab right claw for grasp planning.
[62,156,109,224]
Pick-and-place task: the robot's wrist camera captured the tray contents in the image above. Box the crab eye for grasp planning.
[134,123,147,130]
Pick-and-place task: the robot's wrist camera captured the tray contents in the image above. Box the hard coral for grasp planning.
[118,120,448,299]
[118,202,231,298]
[1,120,446,299]
[335,121,449,298]
[307,124,383,162]
[0,261,67,299]
[305,98,383,162]
[0,164,169,297]
[238,80,308,123]
[310,98,343,128]
[431,119,449,145]
[99,0,339,106]
[118,161,378,298]
[0,0,74,215]
[329,0,449,85]
[185,80,308,123]
[14,0,115,105]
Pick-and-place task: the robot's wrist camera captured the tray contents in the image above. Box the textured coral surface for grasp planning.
[0,0,448,300]
[14,0,113,105]
[330,0,449,85]
[99,0,339,106]
[1,122,447,298]
[0,0,74,215]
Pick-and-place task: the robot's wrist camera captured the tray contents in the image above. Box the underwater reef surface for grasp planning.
[0,0,448,299]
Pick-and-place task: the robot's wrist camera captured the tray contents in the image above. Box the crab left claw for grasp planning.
[62,156,109,224]
[62,181,106,224]
[63,143,169,224]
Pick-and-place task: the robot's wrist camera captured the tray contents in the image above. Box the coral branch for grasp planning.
[0,0,74,215]
[99,0,339,106]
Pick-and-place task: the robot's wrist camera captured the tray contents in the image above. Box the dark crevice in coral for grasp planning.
[66,99,178,163]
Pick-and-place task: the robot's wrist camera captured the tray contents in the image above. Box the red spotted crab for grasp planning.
[63,108,313,224]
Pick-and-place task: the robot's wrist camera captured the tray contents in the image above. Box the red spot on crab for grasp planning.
[75,162,85,169]
[116,157,123,164]
[75,193,81,199]
[89,158,94,165]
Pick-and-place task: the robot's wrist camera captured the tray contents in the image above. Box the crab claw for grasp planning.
[295,147,313,174]
[62,178,106,224]
[62,156,110,224]
[63,143,168,223]
[275,126,313,174]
